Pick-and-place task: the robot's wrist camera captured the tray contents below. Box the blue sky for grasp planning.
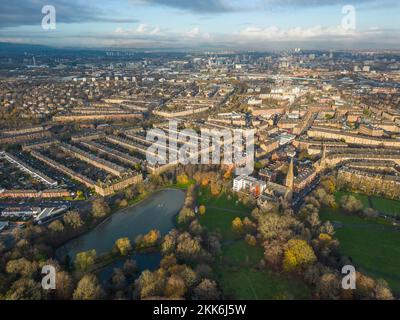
[0,0,399,49]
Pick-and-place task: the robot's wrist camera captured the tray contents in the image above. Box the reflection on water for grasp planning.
[57,189,185,274]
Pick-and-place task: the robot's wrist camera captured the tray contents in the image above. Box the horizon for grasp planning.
[0,0,400,50]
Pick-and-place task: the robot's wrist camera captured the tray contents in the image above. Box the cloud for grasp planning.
[132,0,236,13]
[260,0,398,10]
[237,25,359,41]
[0,0,138,28]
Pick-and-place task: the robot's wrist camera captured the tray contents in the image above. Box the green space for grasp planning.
[320,205,400,295]
[218,268,311,300]
[174,178,196,190]
[197,186,311,299]
[197,186,250,240]
[370,196,400,216]
[334,190,370,208]
[335,190,400,217]
[221,241,264,265]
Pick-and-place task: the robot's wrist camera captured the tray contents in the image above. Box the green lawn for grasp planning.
[197,186,252,240]
[320,208,400,295]
[335,191,370,208]
[370,196,400,216]
[221,241,264,265]
[217,268,311,300]
[335,190,400,217]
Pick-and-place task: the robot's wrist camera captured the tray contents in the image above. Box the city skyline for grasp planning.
[1,0,400,49]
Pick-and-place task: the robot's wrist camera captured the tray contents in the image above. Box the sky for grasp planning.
[0,0,399,50]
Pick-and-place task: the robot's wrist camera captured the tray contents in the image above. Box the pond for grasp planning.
[57,189,185,275]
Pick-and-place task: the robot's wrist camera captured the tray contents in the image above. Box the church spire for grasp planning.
[285,157,294,190]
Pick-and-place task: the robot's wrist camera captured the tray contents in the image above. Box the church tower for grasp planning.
[285,157,294,190]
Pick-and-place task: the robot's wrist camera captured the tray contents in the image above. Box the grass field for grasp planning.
[370,197,400,216]
[197,186,251,240]
[334,191,370,208]
[335,190,400,217]
[320,208,400,295]
[217,268,311,300]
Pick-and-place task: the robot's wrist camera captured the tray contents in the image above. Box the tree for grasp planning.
[48,220,64,233]
[232,217,244,234]
[161,230,178,255]
[316,273,341,299]
[136,229,161,250]
[75,249,96,271]
[63,210,83,229]
[6,258,38,277]
[55,271,74,300]
[176,232,202,261]
[164,275,186,298]
[122,260,137,277]
[210,181,222,196]
[258,213,297,241]
[111,268,127,291]
[92,198,111,218]
[321,177,336,194]
[321,194,336,209]
[135,269,166,299]
[73,274,104,300]
[176,174,189,186]
[114,237,132,256]
[177,207,195,225]
[374,279,394,300]
[193,279,220,300]
[198,205,206,216]
[339,195,363,214]
[245,234,257,246]
[7,278,42,300]
[282,239,317,273]
[119,199,128,208]
[263,240,284,269]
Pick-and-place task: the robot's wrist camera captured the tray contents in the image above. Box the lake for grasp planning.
[57,189,185,270]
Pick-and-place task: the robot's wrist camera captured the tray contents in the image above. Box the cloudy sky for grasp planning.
[0,0,399,50]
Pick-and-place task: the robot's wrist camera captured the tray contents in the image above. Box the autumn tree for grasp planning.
[73,274,105,300]
[122,259,137,277]
[114,237,132,256]
[63,210,83,229]
[164,274,187,298]
[6,258,38,277]
[176,232,202,261]
[136,229,161,250]
[7,278,43,300]
[198,205,206,216]
[55,271,74,300]
[134,269,166,299]
[258,213,298,241]
[176,174,189,186]
[339,195,363,214]
[92,198,111,218]
[282,239,317,273]
[232,217,244,234]
[75,249,97,271]
[193,279,221,300]
[48,220,64,233]
[177,207,195,225]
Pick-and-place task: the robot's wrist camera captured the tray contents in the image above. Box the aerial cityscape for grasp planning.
[0,0,400,305]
